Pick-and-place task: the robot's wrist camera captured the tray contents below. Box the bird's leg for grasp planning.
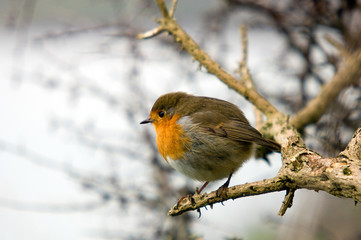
[176,194,192,207]
[176,181,209,207]
[216,173,232,197]
[196,181,209,194]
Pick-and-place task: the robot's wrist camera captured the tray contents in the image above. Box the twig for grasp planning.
[137,0,178,40]
[169,177,289,216]
[290,50,361,130]
[147,0,280,117]
[136,26,164,40]
[169,0,178,16]
[324,34,350,58]
[239,25,248,79]
[156,0,170,18]
[239,25,251,86]
[238,24,263,128]
[278,188,296,216]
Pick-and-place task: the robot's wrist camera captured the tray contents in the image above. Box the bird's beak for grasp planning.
[140,118,153,124]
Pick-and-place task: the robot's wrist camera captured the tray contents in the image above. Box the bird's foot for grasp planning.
[216,173,232,198]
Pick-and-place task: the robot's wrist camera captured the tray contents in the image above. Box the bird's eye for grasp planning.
[158,111,165,118]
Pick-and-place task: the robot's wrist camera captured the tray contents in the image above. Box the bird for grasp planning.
[140,92,280,196]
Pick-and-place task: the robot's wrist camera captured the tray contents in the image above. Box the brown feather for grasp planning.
[151,92,281,152]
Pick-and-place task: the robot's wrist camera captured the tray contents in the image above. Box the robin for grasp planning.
[140,92,280,196]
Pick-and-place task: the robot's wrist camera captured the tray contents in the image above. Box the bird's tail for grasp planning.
[259,138,281,152]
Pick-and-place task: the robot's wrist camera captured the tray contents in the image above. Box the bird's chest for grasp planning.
[154,115,190,161]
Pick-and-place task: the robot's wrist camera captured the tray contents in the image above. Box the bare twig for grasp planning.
[169,0,178,16]
[291,50,361,130]
[278,188,296,216]
[324,34,351,58]
[238,25,263,128]
[145,0,280,117]
[136,26,164,40]
[156,0,170,18]
[137,0,178,40]
[239,25,249,81]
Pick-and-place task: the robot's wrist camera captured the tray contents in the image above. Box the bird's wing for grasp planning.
[191,111,280,151]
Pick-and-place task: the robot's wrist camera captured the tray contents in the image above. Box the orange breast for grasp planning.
[153,114,190,161]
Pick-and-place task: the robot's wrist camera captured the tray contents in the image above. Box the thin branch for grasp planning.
[291,50,361,130]
[238,24,263,128]
[136,26,164,40]
[137,0,178,40]
[169,177,288,216]
[324,34,351,58]
[156,0,170,18]
[240,25,248,71]
[239,25,252,87]
[151,2,280,117]
[169,0,178,17]
[278,188,296,216]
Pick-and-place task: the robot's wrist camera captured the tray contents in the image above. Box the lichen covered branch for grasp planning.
[170,127,361,216]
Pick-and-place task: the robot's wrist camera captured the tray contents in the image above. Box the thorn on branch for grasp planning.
[197,208,201,218]
[136,26,164,40]
[278,188,296,216]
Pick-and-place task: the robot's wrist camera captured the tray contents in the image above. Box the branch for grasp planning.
[278,188,296,216]
[136,0,178,40]
[291,43,361,130]
[136,26,164,40]
[324,34,351,58]
[169,177,289,216]
[140,0,301,216]
[156,0,170,18]
[170,127,361,216]
[139,0,280,118]
[140,0,361,217]
[238,25,263,129]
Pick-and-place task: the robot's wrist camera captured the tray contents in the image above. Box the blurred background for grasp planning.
[0,0,361,239]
